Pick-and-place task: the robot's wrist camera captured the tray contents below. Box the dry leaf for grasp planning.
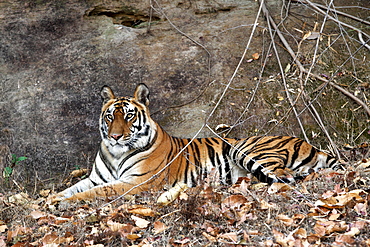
[250,182,268,190]
[0,236,5,247]
[131,215,150,228]
[153,221,167,235]
[293,228,307,239]
[202,232,217,242]
[259,199,275,209]
[54,217,70,225]
[335,193,359,206]
[333,184,343,194]
[8,193,30,205]
[314,220,347,235]
[272,229,295,246]
[293,214,305,221]
[7,226,32,242]
[173,237,191,244]
[39,189,51,197]
[222,195,247,210]
[107,220,128,232]
[302,31,320,40]
[277,95,284,101]
[218,232,238,243]
[317,189,367,209]
[276,214,294,227]
[117,224,135,238]
[344,227,360,236]
[307,234,321,244]
[247,230,260,235]
[29,210,47,220]
[0,225,7,233]
[351,220,368,230]
[69,168,89,178]
[128,205,155,217]
[268,183,292,194]
[42,232,59,245]
[328,213,341,221]
[179,191,188,201]
[313,224,326,237]
[252,53,260,60]
[42,232,70,245]
[263,239,274,246]
[334,234,355,245]
[90,227,100,234]
[356,159,370,170]
[215,124,232,131]
[300,183,310,194]
[127,234,141,240]
[321,190,335,199]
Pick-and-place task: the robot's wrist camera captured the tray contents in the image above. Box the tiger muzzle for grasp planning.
[110,134,123,141]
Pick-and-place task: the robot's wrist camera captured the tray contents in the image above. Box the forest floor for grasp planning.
[1,147,370,247]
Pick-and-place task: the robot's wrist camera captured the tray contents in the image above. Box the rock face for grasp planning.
[0,0,262,189]
[0,0,369,191]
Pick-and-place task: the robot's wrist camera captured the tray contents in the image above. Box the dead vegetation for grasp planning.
[1,156,370,246]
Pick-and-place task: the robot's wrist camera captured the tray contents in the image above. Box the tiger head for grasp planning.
[99,83,157,156]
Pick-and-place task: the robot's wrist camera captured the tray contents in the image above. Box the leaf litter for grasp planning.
[0,159,370,246]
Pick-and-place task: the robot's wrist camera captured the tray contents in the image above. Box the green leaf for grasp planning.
[11,154,28,165]
[3,166,13,178]
[17,156,27,162]
[11,154,17,163]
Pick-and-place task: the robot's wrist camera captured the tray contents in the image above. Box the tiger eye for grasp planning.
[106,114,113,121]
[126,113,134,119]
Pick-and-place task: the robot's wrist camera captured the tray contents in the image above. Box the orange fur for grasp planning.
[57,84,340,202]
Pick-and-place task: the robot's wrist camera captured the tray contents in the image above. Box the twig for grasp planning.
[296,0,370,51]
[151,80,215,116]
[264,4,309,142]
[298,1,334,149]
[149,0,213,115]
[205,0,264,123]
[259,1,370,118]
[260,0,339,156]
[313,75,370,118]
[292,0,370,26]
[150,0,212,75]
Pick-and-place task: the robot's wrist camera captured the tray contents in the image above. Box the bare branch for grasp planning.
[259,0,370,118]
[296,0,370,51]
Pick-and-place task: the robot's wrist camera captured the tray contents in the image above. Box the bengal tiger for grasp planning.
[56,83,340,202]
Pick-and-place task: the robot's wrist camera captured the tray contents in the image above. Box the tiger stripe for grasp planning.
[58,84,340,200]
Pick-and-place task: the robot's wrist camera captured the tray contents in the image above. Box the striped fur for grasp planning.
[59,84,340,199]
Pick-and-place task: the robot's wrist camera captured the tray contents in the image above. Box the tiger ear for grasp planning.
[100,85,115,104]
[134,83,150,106]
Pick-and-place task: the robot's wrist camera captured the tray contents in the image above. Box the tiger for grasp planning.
[56,83,340,202]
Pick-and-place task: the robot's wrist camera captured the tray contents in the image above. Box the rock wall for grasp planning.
[0,0,263,188]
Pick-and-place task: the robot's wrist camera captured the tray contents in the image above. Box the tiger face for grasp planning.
[99,84,157,157]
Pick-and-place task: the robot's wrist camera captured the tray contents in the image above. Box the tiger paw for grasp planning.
[157,183,188,206]
[46,193,65,205]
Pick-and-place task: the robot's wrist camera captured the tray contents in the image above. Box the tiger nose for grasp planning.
[110,134,123,140]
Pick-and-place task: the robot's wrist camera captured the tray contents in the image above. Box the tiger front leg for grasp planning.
[50,177,97,202]
[59,180,150,202]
